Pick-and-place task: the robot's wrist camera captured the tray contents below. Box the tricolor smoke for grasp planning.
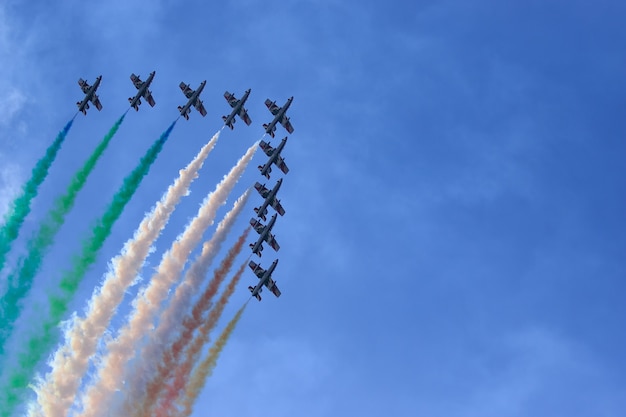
[126,196,250,416]
[0,121,175,417]
[29,131,219,417]
[134,229,250,417]
[77,142,257,417]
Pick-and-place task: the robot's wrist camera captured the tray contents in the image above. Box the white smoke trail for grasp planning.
[26,133,220,417]
[76,142,257,417]
[123,189,250,416]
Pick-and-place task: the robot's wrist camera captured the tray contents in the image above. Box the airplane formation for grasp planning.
[77,72,294,302]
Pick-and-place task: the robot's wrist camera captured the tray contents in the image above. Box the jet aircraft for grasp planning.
[128,71,156,111]
[262,96,294,137]
[76,76,103,115]
[258,136,289,179]
[222,89,252,129]
[248,259,281,301]
[178,80,208,120]
[249,213,280,257]
[254,178,285,221]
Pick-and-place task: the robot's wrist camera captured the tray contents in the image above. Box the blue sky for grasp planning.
[1,1,625,416]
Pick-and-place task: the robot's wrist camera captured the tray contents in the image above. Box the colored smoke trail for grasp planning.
[0,118,73,274]
[0,114,126,359]
[0,121,175,417]
[162,259,248,417]
[77,142,257,417]
[137,229,250,417]
[126,197,250,417]
[179,303,247,417]
[29,132,219,417]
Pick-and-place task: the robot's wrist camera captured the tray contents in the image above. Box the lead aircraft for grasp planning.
[76,76,103,115]
[128,71,156,111]
[178,80,207,120]
[222,89,252,129]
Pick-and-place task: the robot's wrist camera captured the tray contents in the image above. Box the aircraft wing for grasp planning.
[275,156,289,175]
[265,99,281,116]
[224,91,239,108]
[265,277,281,298]
[280,117,295,134]
[249,260,265,279]
[259,140,275,157]
[266,234,280,252]
[271,199,286,216]
[179,82,195,99]
[130,73,143,89]
[249,218,265,235]
[91,94,103,111]
[194,100,208,117]
[144,91,156,107]
[238,108,252,125]
[254,182,271,199]
[78,78,91,94]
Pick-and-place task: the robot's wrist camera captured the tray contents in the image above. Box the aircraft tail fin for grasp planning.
[248,286,262,301]
[128,97,140,111]
[263,123,276,138]
[178,105,190,120]
[253,207,267,221]
[222,115,235,129]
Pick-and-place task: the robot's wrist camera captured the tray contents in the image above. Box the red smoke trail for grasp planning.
[77,143,257,417]
[179,303,248,416]
[158,259,248,417]
[136,230,249,416]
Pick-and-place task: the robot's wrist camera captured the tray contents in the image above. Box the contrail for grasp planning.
[28,131,219,417]
[178,302,248,417]
[125,199,250,417]
[0,121,176,417]
[77,142,257,417]
[136,230,250,417]
[0,118,73,273]
[0,114,126,359]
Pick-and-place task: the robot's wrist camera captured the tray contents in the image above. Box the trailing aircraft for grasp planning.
[254,178,285,221]
[262,96,294,137]
[248,259,281,301]
[249,213,280,257]
[258,136,289,179]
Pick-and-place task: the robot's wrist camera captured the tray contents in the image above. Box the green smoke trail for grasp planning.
[0,121,176,416]
[0,119,74,273]
[0,113,126,358]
